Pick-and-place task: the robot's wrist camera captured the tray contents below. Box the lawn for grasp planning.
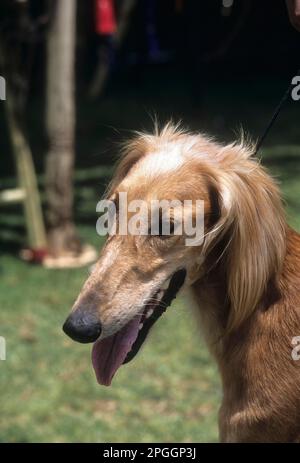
[0,79,300,443]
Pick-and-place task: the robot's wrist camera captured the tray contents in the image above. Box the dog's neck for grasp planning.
[190,230,285,362]
[191,249,230,359]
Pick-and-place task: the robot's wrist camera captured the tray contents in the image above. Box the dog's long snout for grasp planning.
[63,310,102,344]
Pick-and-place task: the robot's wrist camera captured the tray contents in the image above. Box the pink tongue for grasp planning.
[91,315,142,386]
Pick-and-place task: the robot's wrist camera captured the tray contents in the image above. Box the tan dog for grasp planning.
[63,124,300,442]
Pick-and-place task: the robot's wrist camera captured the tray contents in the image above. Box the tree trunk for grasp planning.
[45,0,81,257]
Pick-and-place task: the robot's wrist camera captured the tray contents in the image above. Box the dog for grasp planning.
[63,123,300,442]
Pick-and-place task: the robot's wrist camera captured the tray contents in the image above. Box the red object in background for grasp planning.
[95,0,117,35]
[20,248,49,265]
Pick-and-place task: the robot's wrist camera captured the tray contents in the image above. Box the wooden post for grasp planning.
[5,85,47,250]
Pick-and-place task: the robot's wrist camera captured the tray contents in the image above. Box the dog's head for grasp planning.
[63,124,286,385]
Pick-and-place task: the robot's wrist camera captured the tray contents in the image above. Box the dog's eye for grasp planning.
[149,218,175,238]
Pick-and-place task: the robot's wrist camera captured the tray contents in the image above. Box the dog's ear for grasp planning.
[204,146,286,331]
[206,179,221,229]
[106,137,147,197]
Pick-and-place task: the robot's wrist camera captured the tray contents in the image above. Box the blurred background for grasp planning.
[0,0,300,443]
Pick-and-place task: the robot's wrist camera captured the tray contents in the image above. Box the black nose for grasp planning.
[63,310,102,343]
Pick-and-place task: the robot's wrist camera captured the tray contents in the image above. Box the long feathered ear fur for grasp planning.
[204,142,286,331]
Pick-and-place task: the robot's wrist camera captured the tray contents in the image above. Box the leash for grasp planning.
[254,68,300,155]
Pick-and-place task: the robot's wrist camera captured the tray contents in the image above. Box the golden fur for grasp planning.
[73,124,300,442]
